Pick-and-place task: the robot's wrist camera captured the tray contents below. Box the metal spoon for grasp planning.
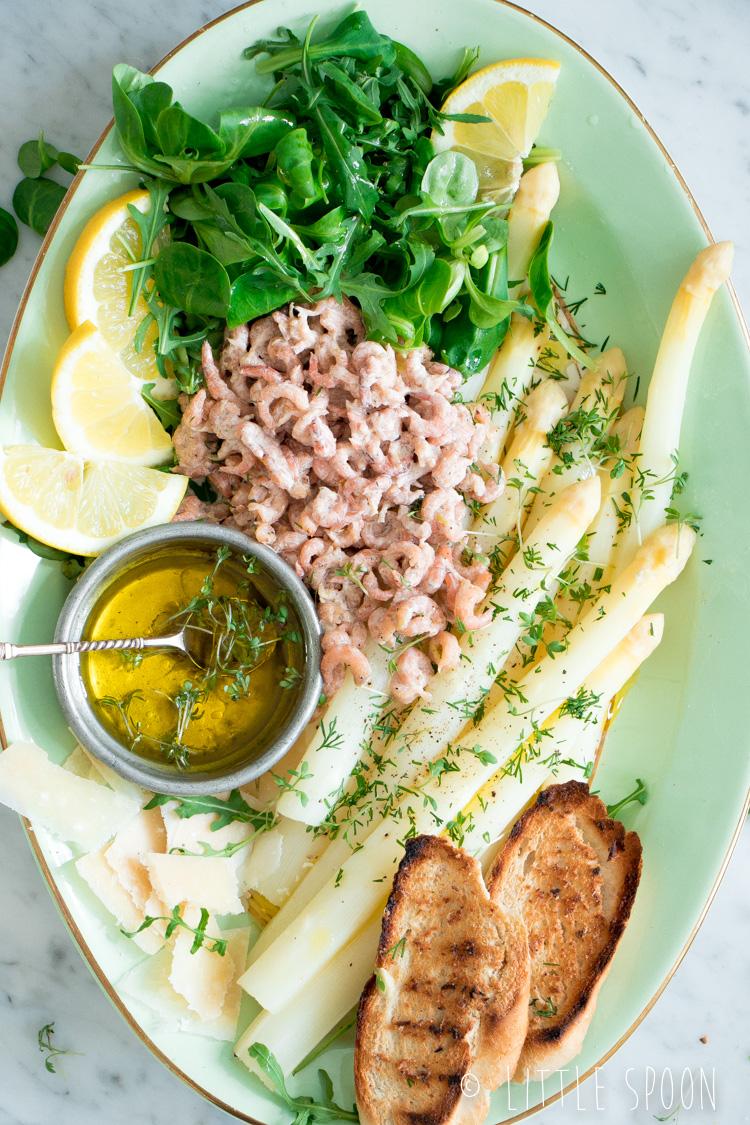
[0,625,209,665]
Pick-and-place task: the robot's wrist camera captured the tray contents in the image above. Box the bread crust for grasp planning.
[355,834,530,1125]
[487,780,642,1083]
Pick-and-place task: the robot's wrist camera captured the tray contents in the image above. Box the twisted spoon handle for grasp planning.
[0,635,182,660]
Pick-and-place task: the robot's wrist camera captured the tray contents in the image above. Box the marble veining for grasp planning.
[0,0,748,1122]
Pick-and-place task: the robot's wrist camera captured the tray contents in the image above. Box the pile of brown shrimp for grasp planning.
[172,297,504,704]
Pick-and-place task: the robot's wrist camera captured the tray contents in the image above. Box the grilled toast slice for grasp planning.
[487,780,642,1083]
[355,834,530,1125]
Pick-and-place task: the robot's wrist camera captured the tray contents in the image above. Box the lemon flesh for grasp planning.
[433,59,560,203]
[0,444,187,556]
[64,189,174,396]
[51,321,173,467]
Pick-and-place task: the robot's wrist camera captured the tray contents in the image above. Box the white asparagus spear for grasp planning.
[274,319,560,828]
[616,241,733,566]
[509,405,644,669]
[272,368,565,828]
[239,524,693,1013]
[242,475,601,961]
[275,639,390,824]
[524,347,628,535]
[462,612,664,855]
[507,162,561,287]
[236,919,380,1079]
[478,314,547,464]
[238,612,665,1072]
[476,378,568,554]
[585,406,645,574]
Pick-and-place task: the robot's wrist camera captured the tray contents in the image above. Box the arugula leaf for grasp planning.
[431,45,481,106]
[527,221,597,370]
[144,787,271,831]
[341,273,399,343]
[124,177,171,316]
[605,778,647,819]
[122,904,227,955]
[318,61,383,126]
[315,102,379,222]
[248,1044,359,1122]
[141,383,182,432]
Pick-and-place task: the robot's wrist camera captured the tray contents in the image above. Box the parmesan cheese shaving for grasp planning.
[62,745,103,782]
[105,807,166,912]
[144,852,244,915]
[0,740,139,851]
[169,905,234,1021]
[119,929,249,1040]
[160,803,254,869]
[238,826,283,903]
[76,848,165,955]
[76,744,147,803]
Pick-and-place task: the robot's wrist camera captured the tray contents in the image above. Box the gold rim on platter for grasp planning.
[1,2,748,1122]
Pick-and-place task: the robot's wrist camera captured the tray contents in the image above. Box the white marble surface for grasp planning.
[0,1,748,1123]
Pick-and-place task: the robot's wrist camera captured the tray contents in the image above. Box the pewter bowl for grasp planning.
[52,522,322,796]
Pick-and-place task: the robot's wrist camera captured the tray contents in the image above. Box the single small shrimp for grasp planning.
[389,646,433,707]
[201,340,242,405]
[428,631,461,673]
[256,383,309,431]
[452,577,493,632]
[321,644,372,698]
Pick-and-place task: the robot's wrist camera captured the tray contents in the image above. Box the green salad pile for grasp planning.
[106,9,585,389]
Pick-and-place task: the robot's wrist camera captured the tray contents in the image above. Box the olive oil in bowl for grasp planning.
[53,523,321,795]
[82,547,302,774]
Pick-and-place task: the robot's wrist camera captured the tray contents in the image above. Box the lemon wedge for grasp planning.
[64,189,174,395]
[51,321,174,467]
[433,58,560,203]
[0,444,187,556]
